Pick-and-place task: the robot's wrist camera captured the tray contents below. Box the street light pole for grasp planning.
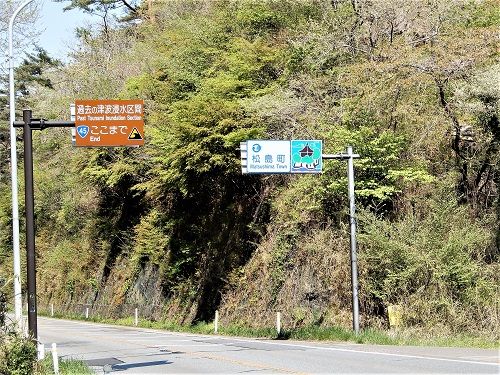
[9,0,35,329]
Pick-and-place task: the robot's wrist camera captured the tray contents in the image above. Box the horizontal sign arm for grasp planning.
[13,119,75,130]
[322,153,360,160]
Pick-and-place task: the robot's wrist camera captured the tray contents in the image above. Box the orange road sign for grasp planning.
[74,99,144,147]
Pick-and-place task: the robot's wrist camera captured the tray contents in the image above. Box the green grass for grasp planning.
[389,330,500,349]
[220,325,278,338]
[286,325,499,348]
[285,325,399,345]
[38,357,93,375]
[37,309,498,349]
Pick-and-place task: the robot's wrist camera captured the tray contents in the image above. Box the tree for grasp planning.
[54,0,140,34]
[0,0,496,335]
[0,1,41,77]
[0,0,42,153]
[0,46,60,264]
[453,65,500,211]
[55,0,139,14]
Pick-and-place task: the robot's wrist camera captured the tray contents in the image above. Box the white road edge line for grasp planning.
[223,337,499,367]
[38,317,499,367]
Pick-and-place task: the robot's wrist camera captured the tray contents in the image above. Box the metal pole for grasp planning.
[347,146,360,334]
[23,109,38,340]
[9,0,35,329]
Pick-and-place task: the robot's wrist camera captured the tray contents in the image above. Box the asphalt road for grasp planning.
[37,317,499,374]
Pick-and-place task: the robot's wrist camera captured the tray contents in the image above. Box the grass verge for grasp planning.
[37,357,93,375]
[37,310,498,349]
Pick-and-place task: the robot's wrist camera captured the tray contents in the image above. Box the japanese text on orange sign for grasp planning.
[74,99,144,147]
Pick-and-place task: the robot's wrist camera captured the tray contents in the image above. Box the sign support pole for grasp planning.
[13,106,141,339]
[322,146,360,334]
[346,146,359,334]
[14,111,76,341]
[242,142,360,333]
[22,109,37,340]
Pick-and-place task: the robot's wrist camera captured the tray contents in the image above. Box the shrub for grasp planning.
[359,191,498,335]
[0,280,37,375]
[0,333,37,375]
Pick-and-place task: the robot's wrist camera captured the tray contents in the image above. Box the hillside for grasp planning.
[0,0,498,340]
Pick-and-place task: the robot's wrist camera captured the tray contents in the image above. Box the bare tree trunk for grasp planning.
[148,0,156,24]
[351,0,358,12]
[435,78,470,203]
[121,0,137,13]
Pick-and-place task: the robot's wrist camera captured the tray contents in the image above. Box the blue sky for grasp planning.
[38,0,95,59]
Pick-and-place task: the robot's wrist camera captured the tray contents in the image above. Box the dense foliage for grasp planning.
[0,0,498,338]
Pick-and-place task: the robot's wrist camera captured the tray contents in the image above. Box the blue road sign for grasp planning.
[241,140,322,174]
[77,125,89,138]
[291,140,322,173]
[245,140,291,174]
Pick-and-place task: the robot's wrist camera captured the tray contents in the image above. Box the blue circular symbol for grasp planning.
[252,144,261,152]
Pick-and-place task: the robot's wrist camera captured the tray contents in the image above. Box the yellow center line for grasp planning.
[178,349,309,375]
[56,328,308,374]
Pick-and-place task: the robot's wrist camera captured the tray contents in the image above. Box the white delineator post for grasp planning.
[8,0,35,331]
[52,343,59,374]
[214,310,219,334]
[51,303,54,317]
[85,307,89,319]
[37,342,45,360]
[276,312,281,336]
[135,308,138,326]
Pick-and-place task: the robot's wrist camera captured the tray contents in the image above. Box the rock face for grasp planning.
[93,262,166,320]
